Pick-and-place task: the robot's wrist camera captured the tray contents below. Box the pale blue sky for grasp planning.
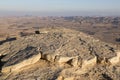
[0,0,120,16]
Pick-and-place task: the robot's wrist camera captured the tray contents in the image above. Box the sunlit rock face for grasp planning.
[0,27,119,80]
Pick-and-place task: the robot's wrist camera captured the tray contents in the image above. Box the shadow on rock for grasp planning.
[0,37,16,45]
[0,55,7,74]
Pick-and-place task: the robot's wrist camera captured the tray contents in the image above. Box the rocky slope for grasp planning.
[0,27,120,80]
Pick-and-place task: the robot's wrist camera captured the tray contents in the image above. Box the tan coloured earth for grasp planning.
[0,27,120,80]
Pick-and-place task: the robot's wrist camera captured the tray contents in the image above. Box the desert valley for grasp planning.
[0,16,120,80]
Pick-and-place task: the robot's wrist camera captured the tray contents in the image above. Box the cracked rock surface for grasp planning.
[0,27,120,80]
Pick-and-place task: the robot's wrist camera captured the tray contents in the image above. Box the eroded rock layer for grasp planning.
[0,27,120,80]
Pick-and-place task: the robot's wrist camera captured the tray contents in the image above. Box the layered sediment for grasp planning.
[0,27,120,80]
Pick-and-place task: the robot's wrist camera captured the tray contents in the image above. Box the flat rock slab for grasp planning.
[3,46,39,67]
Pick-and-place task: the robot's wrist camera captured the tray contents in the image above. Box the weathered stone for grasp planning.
[57,76,64,80]
[2,53,41,73]
[0,27,119,80]
[41,53,56,62]
[3,46,40,67]
[109,51,120,65]
[82,56,97,70]
[64,77,74,80]
[56,56,74,64]
[71,56,82,67]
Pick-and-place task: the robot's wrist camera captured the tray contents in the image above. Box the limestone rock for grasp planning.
[82,56,97,70]
[2,53,41,73]
[0,27,119,80]
[56,56,74,64]
[64,77,74,80]
[109,51,120,65]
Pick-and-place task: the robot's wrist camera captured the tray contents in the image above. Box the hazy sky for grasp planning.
[0,0,120,16]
